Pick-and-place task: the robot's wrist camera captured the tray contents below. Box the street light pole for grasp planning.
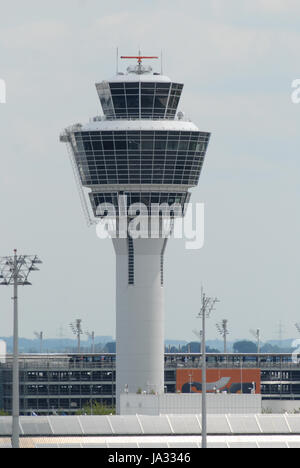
[107,371,114,409]
[198,288,219,449]
[0,250,42,449]
[12,251,19,450]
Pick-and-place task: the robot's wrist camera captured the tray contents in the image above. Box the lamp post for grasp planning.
[0,250,42,449]
[198,287,219,449]
[107,371,114,409]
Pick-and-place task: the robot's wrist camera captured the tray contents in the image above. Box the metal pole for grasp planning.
[240,357,243,394]
[12,250,19,449]
[110,371,114,409]
[202,294,207,449]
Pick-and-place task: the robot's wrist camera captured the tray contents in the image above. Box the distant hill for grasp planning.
[0,336,297,354]
[0,336,113,354]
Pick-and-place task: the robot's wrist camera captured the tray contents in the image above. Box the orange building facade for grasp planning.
[176,369,261,394]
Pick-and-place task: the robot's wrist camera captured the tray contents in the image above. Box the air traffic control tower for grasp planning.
[60,55,210,412]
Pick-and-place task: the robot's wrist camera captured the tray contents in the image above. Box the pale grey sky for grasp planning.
[0,0,299,343]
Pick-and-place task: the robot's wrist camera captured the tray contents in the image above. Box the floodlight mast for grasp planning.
[70,319,83,353]
[86,330,95,353]
[198,288,219,449]
[0,250,42,449]
[216,319,229,353]
[250,328,261,354]
[34,331,43,353]
[295,323,300,335]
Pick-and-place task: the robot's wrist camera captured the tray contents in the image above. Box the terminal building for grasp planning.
[0,353,300,415]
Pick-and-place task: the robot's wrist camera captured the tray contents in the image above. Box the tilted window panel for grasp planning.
[89,191,190,217]
[96,81,183,119]
[73,130,210,187]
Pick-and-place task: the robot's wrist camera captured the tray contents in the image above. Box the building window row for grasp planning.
[96,81,183,119]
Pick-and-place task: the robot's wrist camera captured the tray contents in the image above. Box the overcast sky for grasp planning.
[0,0,299,343]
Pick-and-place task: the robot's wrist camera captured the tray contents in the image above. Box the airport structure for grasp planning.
[60,55,210,411]
[2,413,300,449]
[1,353,300,416]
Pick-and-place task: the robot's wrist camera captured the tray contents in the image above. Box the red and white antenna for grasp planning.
[121,52,159,74]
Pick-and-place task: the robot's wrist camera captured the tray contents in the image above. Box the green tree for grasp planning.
[0,410,9,416]
[233,340,257,353]
[76,401,115,416]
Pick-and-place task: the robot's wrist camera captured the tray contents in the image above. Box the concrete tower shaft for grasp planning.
[114,237,167,412]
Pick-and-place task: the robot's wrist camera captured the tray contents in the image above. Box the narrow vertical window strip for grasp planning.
[128,237,135,285]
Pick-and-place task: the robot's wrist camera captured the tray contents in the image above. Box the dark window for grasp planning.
[126,95,139,108]
[141,95,154,108]
[103,140,114,151]
[112,96,126,109]
[154,96,168,108]
[115,140,127,151]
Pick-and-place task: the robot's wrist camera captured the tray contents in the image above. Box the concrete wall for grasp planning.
[262,400,300,414]
[0,341,6,364]
[120,393,262,415]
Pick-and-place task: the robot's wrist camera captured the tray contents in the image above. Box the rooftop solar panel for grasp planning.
[168,415,201,435]
[0,417,12,436]
[49,416,83,436]
[207,415,231,434]
[229,442,258,449]
[138,416,172,435]
[35,444,59,449]
[227,415,261,434]
[79,416,113,435]
[168,442,199,448]
[285,415,300,433]
[109,416,143,435]
[107,442,139,448]
[138,442,169,448]
[82,443,108,448]
[258,442,288,449]
[208,442,228,449]
[59,444,82,448]
[287,442,300,448]
[257,415,290,434]
[20,417,52,436]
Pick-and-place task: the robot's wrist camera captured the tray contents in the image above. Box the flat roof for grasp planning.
[0,414,300,437]
[80,119,200,133]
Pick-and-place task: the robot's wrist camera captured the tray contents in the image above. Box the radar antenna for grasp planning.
[121,52,158,74]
